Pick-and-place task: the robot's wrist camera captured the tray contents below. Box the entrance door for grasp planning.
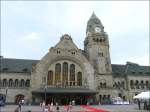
[75,98,82,105]
[61,97,68,105]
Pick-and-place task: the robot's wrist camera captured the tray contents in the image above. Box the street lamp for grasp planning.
[44,85,47,102]
[5,86,8,103]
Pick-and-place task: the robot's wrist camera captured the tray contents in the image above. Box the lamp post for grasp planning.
[125,63,130,102]
[44,85,47,102]
[5,86,8,103]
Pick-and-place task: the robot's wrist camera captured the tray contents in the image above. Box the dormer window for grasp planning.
[3,68,8,71]
[22,68,28,72]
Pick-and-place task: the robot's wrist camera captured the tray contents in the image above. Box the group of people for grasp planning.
[40,100,75,112]
[14,100,24,112]
[40,101,60,112]
[137,99,150,110]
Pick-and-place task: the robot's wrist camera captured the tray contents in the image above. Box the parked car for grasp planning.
[0,100,5,106]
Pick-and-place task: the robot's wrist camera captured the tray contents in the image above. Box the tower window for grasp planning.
[57,50,60,54]
[98,52,104,57]
[71,52,75,55]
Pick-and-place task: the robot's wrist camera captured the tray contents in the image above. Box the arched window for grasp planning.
[55,63,61,84]
[121,81,125,89]
[47,71,53,85]
[63,62,68,85]
[135,80,139,89]
[130,80,133,85]
[77,72,82,86]
[25,79,30,87]
[130,80,134,89]
[8,79,13,87]
[100,83,103,88]
[118,82,121,89]
[20,79,25,87]
[140,80,144,89]
[146,81,149,88]
[0,80,2,87]
[3,79,7,87]
[70,64,75,85]
[14,79,19,87]
[103,82,106,88]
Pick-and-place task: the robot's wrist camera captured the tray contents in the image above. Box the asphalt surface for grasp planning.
[0,104,149,112]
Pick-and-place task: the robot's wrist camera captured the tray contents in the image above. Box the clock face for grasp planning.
[95,27,101,33]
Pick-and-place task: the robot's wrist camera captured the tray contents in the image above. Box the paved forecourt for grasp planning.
[0,104,149,112]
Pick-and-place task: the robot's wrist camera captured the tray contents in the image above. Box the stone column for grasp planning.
[75,72,77,86]
[53,69,55,85]
[61,63,63,85]
[68,64,70,86]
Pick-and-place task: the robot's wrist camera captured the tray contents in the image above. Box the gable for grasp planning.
[54,34,78,50]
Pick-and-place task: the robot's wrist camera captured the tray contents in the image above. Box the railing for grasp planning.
[40,84,89,89]
[0,86,29,89]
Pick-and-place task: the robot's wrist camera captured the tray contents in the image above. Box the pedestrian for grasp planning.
[18,101,22,112]
[50,102,54,112]
[67,102,72,112]
[56,102,60,112]
[137,99,141,110]
[42,101,46,112]
[72,100,75,106]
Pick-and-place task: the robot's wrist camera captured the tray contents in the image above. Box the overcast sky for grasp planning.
[1,1,149,66]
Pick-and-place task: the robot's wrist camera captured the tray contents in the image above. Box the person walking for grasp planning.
[137,99,141,110]
[42,101,46,112]
[18,101,22,112]
[56,102,60,112]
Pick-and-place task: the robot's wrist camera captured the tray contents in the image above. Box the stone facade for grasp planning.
[0,13,150,104]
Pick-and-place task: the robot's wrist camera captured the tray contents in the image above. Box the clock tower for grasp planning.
[84,12,112,74]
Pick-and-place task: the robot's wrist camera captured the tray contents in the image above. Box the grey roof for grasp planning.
[112,62,150,76]
[0,58,149,76]
[32,87,97,94]
[90,12,99,19]
[0,58,39,73]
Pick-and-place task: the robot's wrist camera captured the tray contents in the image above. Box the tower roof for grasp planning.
[90,12,99,20]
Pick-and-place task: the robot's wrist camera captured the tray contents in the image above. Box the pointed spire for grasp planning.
[90,11,98,19]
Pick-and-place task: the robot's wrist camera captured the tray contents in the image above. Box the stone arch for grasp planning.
[34,53,95,90]
[15,94,25,104]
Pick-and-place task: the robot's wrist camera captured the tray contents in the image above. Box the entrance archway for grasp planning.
[15,94,24,104]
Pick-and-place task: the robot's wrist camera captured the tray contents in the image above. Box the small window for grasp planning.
[3,68,8,71]
[98,52,103,57]
[71,52,75,55]
[22,68,28,72]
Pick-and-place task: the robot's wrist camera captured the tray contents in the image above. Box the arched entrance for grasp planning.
[15,94,24,104]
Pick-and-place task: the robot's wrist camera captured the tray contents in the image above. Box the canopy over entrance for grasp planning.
[32,87,97,105]
[32,87,97,94]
